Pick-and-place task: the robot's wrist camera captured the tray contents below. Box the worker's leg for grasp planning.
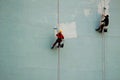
[57,42,61,48]
[104,26,108,32]
[96,26,101,31]
[51,39,59,49]
[57,39,62,48]
[99,24,104,32]
[96,23,104,32]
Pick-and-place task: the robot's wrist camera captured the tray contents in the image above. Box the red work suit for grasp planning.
[51,32,64,48]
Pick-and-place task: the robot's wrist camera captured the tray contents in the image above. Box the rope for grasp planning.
[102,31,105,80]
[100,0,106,80]
[57,49,60,80]
[57,0,60,80]
[57,0,60,27]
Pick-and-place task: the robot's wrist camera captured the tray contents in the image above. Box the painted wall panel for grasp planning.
[0,0,120,80]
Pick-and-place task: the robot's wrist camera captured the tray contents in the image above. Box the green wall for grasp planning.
[0,0,120,80]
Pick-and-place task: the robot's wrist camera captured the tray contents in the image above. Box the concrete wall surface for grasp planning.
[0,0,120,80]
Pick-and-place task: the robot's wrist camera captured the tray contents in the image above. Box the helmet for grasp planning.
[59,29,62,33]
[106,15,109,17]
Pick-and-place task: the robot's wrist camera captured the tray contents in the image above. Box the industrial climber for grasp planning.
[96,14,109,33]
[51,29,64,49]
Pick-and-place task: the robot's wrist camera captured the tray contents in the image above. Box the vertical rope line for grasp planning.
[102,31,105,80]
[57,0,60,80]
[99,0,106,79]
[57,0,60,26]
[101,0,106,80]
[103,0,106,14]
[57,49,60,80]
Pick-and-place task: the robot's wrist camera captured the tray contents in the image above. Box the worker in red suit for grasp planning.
[51,29,64,49]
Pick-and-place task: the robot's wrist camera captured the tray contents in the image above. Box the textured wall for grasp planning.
[0,0,120,80]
